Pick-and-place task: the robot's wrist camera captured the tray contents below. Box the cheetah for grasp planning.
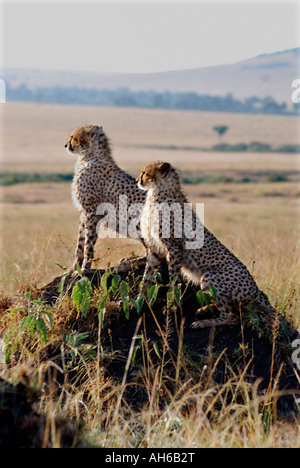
[137,160,274,328]
[65,124,146,274]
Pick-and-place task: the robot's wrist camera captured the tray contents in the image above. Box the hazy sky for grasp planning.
[1,0,299,73]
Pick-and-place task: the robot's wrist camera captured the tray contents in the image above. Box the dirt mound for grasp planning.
[39,259,300,417]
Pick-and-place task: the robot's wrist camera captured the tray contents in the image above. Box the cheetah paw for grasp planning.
[67,266,90,278]
[71,270,80,278]
[190,320,206,329]
[66,266,77,276]
[115,255,146,273]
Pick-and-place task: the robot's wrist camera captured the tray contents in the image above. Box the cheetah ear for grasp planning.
[90,125,103,137]
[159,162,171,176]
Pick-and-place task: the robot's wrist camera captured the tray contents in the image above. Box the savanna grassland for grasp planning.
[0,102,299,448]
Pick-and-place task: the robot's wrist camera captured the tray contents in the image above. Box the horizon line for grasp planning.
[1,46,299,76]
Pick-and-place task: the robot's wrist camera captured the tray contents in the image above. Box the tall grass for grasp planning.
[0,268,299,448]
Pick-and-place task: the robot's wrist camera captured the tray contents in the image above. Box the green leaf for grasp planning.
[8,306,25,317]
[21,315,34,332]
[76,263,83,276]
[209,286,218,301]
[147,284,160,307]
[167,286,182,308]
[119,280,130,299]
[111,275,121,294]
[203,293,212,307]
[131,337,142,363]
[101,271,112,295]
[167,290,173,308]
[72,277,93,318]
[29,319,36,337]
[99,308,106,327]
[136,296,144,312]
[131,296,144,316]
[119,281,130,320]
[58,272,68,298]
[170,276,179,285]
[36,318,47,343]
[123,301,130,320]
[196,289,214,309]
[97,294,108,312]
[196,290,205,307]
[152,341,161,359]
[173,287,182,306]
[41,311,53,329]
[155,272,163,283]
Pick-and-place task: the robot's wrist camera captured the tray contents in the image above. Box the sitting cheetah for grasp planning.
[65,124,146,274]
[137,160,274,328]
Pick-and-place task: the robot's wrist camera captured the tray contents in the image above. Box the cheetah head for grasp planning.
[65,124,108,156]
[137,161,174,191]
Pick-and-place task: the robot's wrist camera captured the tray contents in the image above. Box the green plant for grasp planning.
[20,298,53,344]
[130,296,144,316]
[72,276,93,318]
[96,271,144,321]
[244,307,270,339]
[119,280,130,319]
[167,284,182,309]
[58,272,69,301]
[196,286,218,313]
[3,292,54,362]
[62,330,96,364]
[147,283,160,308]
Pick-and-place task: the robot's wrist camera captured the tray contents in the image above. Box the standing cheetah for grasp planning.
[65,124,146,274]
[137,160,274,328]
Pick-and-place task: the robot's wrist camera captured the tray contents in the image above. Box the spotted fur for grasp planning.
[137,161,274,328]
[65,124,146,273]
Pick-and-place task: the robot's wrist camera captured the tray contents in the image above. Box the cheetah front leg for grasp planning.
[75,214,86,268]
[166,247,183,285]
[139,250,163,297]
[68,213,86,275]
[81,211,99,274]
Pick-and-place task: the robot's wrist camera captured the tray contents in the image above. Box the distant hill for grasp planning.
[1,48,300,110]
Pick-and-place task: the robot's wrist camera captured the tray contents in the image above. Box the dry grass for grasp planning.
[0,281,299,448]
